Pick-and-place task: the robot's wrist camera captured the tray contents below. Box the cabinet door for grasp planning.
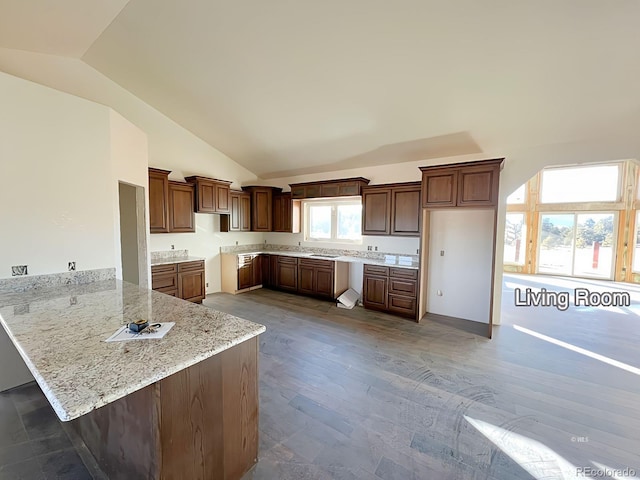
[269,255,278,286]
[422,169,457,208]
[363,275,388,310]
[277,262,298,292]
[272,195,285,232]
[168,182,195,233]
[252,255,262,287]
[240,194,251,231]
[230,194,241,230]
[362,188,391,235]
[261,255,271,287]
[457,165,499,207]
[253,190,273,231]
[388,294,416,317]
[198,181,217,213]
[297,265,315,295]
[238,265,253,290]
[391,186,421,236]
[315,268,334,299]
[215,183,230,213]
[179,270,205,303]
[149,169,170,233]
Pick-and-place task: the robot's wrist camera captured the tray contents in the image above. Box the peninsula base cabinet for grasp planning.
[71,336,258,480]
[151,260,205,303]
[363,265,418,319]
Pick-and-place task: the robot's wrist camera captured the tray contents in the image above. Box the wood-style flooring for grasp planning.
[201,277,640,480]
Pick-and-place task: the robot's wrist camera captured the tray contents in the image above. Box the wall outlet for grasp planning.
[416,249,419,254]
[206,283,209,288]
[264,239,267,244]
[374,246,378,251]
[440,250,445,256]
[437,290,443,296]
[298,241,301,246]
[11,265,28,276]
[171,244,175,250]
[68,261,76,271]
[235,241,238,245]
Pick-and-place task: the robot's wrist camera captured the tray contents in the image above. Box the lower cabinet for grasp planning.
[237,254,262,290]
[276,256,298,292]
[362,265,418,319]
[297,258,335,300]
[152,260,205,303]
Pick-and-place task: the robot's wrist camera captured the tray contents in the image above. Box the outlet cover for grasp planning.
[11,265,28,276]
[68,261,76,271]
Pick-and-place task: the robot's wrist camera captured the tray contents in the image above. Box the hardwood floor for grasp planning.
[202,281,640,480]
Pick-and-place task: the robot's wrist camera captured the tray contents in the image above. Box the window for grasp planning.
[304,198,362,243]
[540,164,620,203]
[506,184,526,204]
[504,213,526,265]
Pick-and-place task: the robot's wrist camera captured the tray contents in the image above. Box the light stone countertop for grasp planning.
[226,250,420,270]
[0,280,265,422]
[150,255,206,266]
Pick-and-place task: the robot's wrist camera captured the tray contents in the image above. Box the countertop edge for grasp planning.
[222,250,419,269]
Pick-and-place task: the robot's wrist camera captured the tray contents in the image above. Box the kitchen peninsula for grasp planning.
[0,276,265,480]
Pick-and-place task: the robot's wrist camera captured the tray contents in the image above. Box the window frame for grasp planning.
[303,197,363,244]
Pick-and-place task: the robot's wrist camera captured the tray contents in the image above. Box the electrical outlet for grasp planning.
[171,244,175,250]
[11,265,28,276]
[235,241,238,245]
[416,249,419,254]
[298,241,301,246]
[68,261,76,271]
[367,246,372,251]
[437,290,443,296]
[206,283,209,288]
[440,250,445,256]
[374,246,378,251]
[264,239,267,244]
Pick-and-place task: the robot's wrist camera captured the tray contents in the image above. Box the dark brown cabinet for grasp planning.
[290,177,370,199]
[220,191,251,232]
[362,265,417,319]
[237,254,262,290]
[149,168,171,233]
[420,159,502,208]
[276,256,298,292]
[241,186,282,232]
[273,193,301,233]
[168,181,195,233]
[185,176,232,214]
[152,260,205,303]
[149,168,195,234]
[296,258,335,300]
[362,182,421,237]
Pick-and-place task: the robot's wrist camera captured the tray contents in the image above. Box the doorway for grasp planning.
[118,182,148,286]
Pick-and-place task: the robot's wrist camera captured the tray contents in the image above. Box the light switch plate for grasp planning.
[11,265,28,276]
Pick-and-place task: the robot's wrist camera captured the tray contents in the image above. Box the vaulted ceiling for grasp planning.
[2,0,640,178]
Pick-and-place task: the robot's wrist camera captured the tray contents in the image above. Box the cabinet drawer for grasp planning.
[388,294,417,317]
[388,278,417,297]
[152,273,178,290]
[156,287,178,297]
[363,264,389,276]
[178,260,204,272]
[151,263,177,275]
[389,267,418,280]
[299,258,335,269]
[278,256,299,264]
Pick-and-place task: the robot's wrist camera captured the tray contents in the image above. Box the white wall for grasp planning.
[427,209,494,323]
[0,71,114,278]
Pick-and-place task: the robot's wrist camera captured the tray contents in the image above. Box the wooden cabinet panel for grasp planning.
[221,191,251,232]
[185,176,232,214]
[363,275,388,310]
[420,158,503,208]
[149,168,171,233]
[238,265,252,290]
[242,186,278,232]
[389,267,418,279]
[153,260,205,303]
[252,255,262,287]
[363,264,389,276]
[388,294,417,317]
[362,188,391,235]
[362,183,421,237]
[269,255,278,286]
[261,255,271,287]
[457,165,499,206]
[297,265,315,295]
[391,186,421,236]
[388,278,417,297]
[422,169,457,207]
[320,184,339,197]
[315,268,334,299]
[277,257,298,292]
[290,178,370,199]
[168,181,195,233]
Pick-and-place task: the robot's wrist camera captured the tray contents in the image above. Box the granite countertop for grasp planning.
[225,250,419,269]
[150,255,206,266]
[0,280,265,422]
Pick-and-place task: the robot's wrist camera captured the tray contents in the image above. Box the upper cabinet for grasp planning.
[149,168,171,233]
[362,182,421,237]
[149,168,194,234]
[241,186,281,232]
[220,190,251,232]
[184,176,232,214]
[290,177,370,199]
[273,193,301,233]
[420,159,503,208]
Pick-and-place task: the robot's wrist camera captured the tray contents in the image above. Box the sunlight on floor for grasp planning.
[464,415,579,479]
[513,325,640,376]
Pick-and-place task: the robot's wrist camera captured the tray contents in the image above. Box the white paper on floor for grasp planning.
[337,288,360,309]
